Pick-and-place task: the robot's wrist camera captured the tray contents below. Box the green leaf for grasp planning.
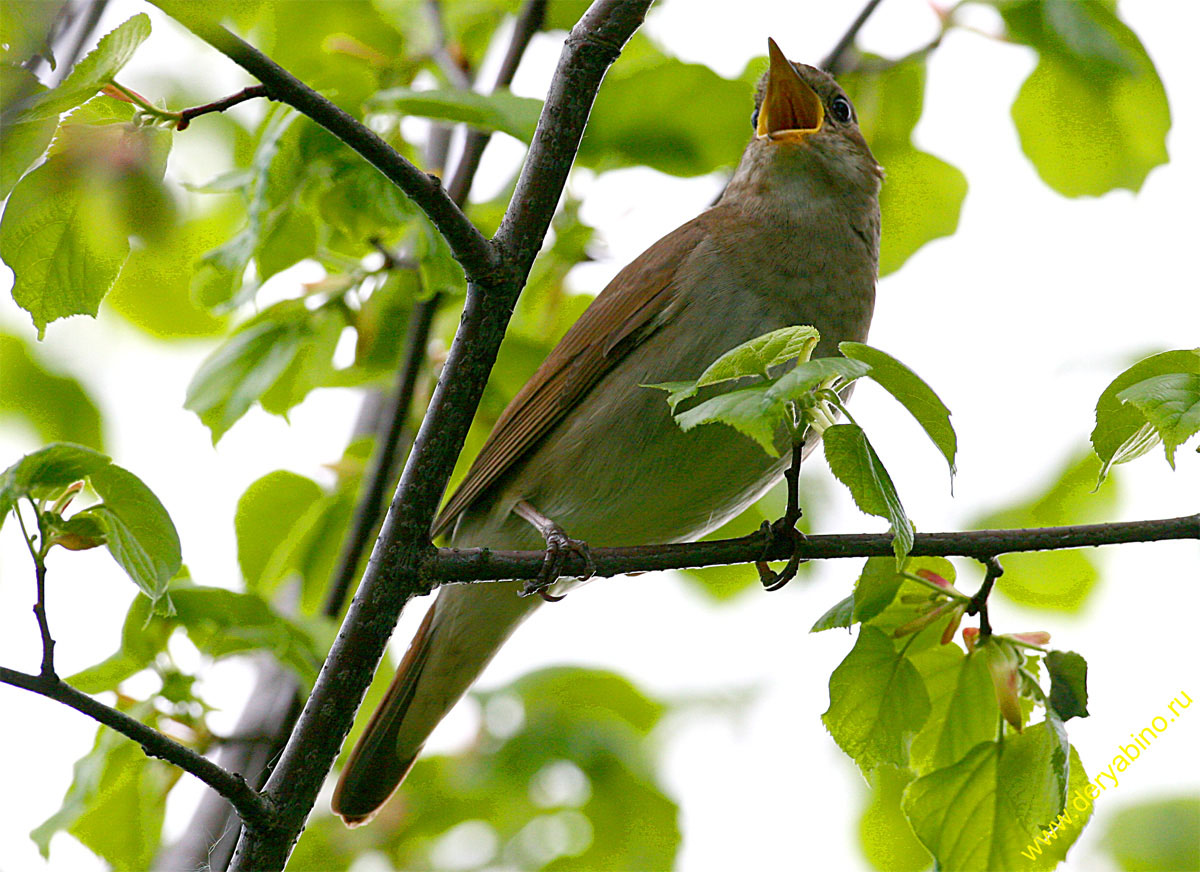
[0,442,110,528]
[822,626,931,774]
[67,595,168,693]
[170,587,324,683]
[839,55,966,276]
[1005,2,1170,197]
[580,56,750,177]
[858,765,932,872]
[235,470,325,589]
[840,341,957,476]
[903,718,1073,871]
[0,1,67,67]
[824,423,914,562]
[811,593,856,632]
[909,645,999,775]
[32,710,171,869]
[369,86,543,142]
[1117,372,1200,468]
[15,14,151,121]
[1092,349,1200,483]
[259,307,345,416]
[184,310,307,442]
[673,384,782,455]
[1045,650,1089,722]
[0,66,58,198]
[764,357,872,404]
[87,463,181,604]
[1102,796,1200,872]
[696,325,821,386]
[0,331,104,449]
[975,451,1117,611]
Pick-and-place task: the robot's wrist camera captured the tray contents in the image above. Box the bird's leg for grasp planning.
[514,500,595,601]
[757,437,807,591]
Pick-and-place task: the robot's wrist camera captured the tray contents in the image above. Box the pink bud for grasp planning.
[1009,631,1051,647]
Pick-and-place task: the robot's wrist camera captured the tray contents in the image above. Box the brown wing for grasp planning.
[431,210,719,539]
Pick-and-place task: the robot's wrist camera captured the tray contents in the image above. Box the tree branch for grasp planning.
[152,1,497,282]
[0,667,272,827]
[821,0,887,73]
[227,4,650,869]
[176,84,268,129]
[427,514,1200,583]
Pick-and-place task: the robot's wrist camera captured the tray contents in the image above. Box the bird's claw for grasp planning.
[520,531,594,601]
[756,517,807,592]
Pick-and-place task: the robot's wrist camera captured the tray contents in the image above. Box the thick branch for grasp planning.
[0,667,272,827]
[228,4,651,869]
[428,514,1200,582]
[153,1,497,281]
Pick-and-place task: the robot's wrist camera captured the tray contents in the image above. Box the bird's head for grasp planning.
[732,38,882,203]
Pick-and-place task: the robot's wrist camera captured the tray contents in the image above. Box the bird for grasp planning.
[332,37,882,826]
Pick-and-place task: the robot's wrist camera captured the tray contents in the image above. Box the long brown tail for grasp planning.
[332,580,536,826]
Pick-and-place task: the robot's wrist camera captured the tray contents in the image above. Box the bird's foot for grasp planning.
[756,516,807,592]
[514,500,595,601]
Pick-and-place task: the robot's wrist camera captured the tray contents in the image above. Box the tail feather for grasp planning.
[332,580,537,825]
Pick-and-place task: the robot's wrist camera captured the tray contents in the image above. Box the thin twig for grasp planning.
[0,666,273,827]
[428,514,1200,583]
[968,556,1004,638]
[152,1,497,283]
[176,84,269,129]
[822,0,888,72]
[15,501,56,677]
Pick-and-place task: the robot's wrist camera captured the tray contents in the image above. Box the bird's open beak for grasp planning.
[756,38,823,142]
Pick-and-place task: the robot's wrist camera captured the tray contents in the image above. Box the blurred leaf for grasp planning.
[31,707,171,868]
[260,488,356,612]
[824,423,913,562]
[0,66,57,198]
[15,14,151,121]
[67,595,168,693]
[841,341,956,477]
[1045,650,1089,721]
[1117,373,1200,468]
[581,56,749,177]
[170,586,324,683]
[0,331,104,448]
[0,1,67,67]
[234,470,324,589]
[106,207,235,338]
[183,303,308,441]
[259,306,346,415]
[0,442,109,527]
[87,463,182,605]
[840,55,966,276]
[1002,1,1170,197]
[858,765,931,872]
[902,718,1073,871]
[974,451,1117,610]
[823,626,931,774]
[370,87,542,141]
[1102,796,1200,872]
[1092,349,1200,484]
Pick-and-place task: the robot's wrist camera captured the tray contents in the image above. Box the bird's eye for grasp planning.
[829,96,853,124]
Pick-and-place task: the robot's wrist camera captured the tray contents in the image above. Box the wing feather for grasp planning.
[431,211,719,539]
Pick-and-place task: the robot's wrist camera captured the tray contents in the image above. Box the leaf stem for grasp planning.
[967,556,1004,639]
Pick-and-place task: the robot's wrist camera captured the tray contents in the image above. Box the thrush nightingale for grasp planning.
[333,38,882,825]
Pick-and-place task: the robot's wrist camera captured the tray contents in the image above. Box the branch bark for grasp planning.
[427,514,1200,582]
[225,3,651,868]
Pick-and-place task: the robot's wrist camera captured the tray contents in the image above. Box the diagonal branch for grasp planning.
[822,0,888,72]
[151,1,497,282]
[0,667,272,827]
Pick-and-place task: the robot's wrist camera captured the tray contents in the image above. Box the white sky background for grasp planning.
[1,1,1197,871]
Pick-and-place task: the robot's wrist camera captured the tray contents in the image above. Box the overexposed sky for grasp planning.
[1,2,1197,871]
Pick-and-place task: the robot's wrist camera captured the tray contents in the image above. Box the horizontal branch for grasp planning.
[0,667,273,827]
[427,514,1200,583]
[152,1,498,282]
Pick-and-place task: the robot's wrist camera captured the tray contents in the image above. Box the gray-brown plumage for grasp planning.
[333,38,881,826]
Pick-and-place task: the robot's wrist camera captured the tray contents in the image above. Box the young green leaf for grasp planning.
[811,593,856,632]
[824,423,914,562]
[184,311,308,442]
[908,645,999,776]
[369,87,544,142]
[1045,650,1089,722]
[86,463,181,604]
[1091,349,1200,484]
[840,341,957,477]
[1117,372,1200,467]
[823,626,932,774]
[673,384,782,455]
[235,470,324,590]
[0,443,110,528]
[764,356,871,403]
[15,14,152,122]
[903,718,1073,872]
